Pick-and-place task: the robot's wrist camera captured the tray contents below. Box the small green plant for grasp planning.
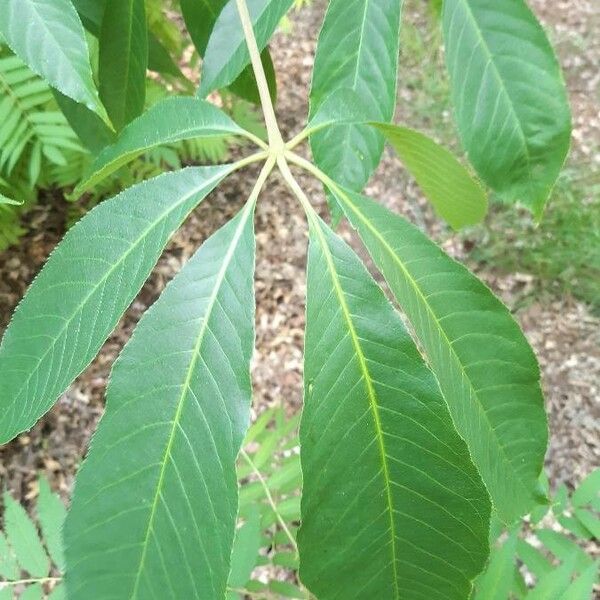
[0,476,66,599]
[474,469,600,599]
[0,0,577,598]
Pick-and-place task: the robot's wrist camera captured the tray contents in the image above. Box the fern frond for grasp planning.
[0,55,51,174]
[0,52,84,186]
[0,476,66,597]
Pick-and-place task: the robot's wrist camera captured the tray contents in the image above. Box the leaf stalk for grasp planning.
[235,0,284,152]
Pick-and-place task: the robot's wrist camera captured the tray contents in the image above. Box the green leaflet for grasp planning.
[71,0,183,78]
[3,492,49,578]
[303,88,372,139]
[0,531,20,580]
[48,585,66,600]
[181,0,277,104]
[572,469,600,508]
[228,50,277,105]
[99,0,148,131]
[300,215,490,599]
[305,92,487,228]
[0,165,233,444]
[228,506,262,592]
[73,97,246,195]
[333,187,548,522]
[442,0,571,217]
[37,476,67,571]
[0,0,108,124]
[20,585,42,600]
[180,0,228,55]
[70,0,105,33]
[561,562,599,600]
[199,0,293,98]
[148,34,183,79]
[472,533,517,600]
[373,123,488,229]
[64,202,256,599]
[53,90,116,154]
[309,0,402,201]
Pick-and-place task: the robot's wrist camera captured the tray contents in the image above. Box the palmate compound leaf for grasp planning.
[64,200,257,599]
[309,0,402,220]
[442,0,571,217]
[331,187,548,523]
[198,0,294,98]
[0,0,109,125]
[300,214,491,599]
[0,165,235,445]
[73,97,249,196]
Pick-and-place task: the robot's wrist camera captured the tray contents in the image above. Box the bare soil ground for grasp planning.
[0,0,598,509]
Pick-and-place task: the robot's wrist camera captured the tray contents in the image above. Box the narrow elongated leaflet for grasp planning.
[53,91,116,154]
[64,203,256,599]
[0,0,108,124]
[3,492,49,578]
[0,166,234,444]
[334,187,547,522]
[181,0,276,104]
[199,0,293,97]
[300,215,490,599]
[180,0,227,54]
[373,123,488,229]
[71,0,184,78]
[74,97,247,195]
[99,0,148,131]
[37,476,67,571]
[442,0,571,216]
[309,0,401,197]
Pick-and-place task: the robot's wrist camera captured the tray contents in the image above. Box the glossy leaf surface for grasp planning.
[199,0,293,97]
[309,0,401,194]
[373,123,488,229]
[74,97,245,195]
[300,215,490,599]
[0,0,107,122]
[99,0,148,131]
[442,0,571,216]
[64,202,256,599]
[0,166,232,444]
[334,187,547,522]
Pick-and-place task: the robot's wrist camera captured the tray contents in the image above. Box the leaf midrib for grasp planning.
[310,217,400,598]
[130,201,253,599]
[0,168,228,434]
[339,191,533,512]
